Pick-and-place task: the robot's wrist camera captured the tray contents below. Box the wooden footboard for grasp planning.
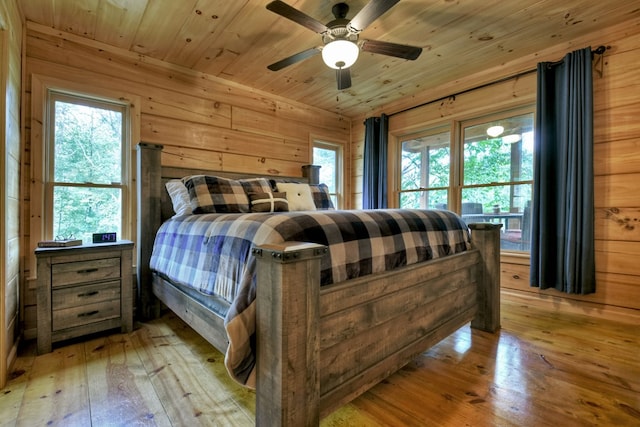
[253,223,501,426]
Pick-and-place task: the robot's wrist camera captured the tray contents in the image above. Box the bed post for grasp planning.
[253,242,328,427]
[302,164,320,184]
[468,223,502,333]
[136,142,164,320]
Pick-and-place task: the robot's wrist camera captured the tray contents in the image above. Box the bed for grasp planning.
[136,142,502,426]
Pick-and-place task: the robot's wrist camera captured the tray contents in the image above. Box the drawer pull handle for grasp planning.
[77,268,99,274]
[77,291,99,297]
[78,310,99,318]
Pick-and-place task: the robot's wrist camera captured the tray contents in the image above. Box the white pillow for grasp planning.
[276,183,317,211]
[165,179,192,216]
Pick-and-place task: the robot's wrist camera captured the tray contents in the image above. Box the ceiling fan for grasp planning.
[265,0,423,90]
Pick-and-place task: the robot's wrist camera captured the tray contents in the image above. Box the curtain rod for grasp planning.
[388,45,607,118]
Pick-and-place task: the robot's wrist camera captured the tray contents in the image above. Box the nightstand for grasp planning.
[35,240,134,354]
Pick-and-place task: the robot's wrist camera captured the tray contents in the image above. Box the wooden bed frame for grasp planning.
[136,143,502,426]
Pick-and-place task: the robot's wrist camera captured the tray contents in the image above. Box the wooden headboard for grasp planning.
[135,142,316,318]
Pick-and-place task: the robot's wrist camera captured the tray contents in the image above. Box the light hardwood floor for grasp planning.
[1,292,638,426]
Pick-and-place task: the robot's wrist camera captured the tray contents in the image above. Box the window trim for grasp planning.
[396,125,452,210]
[457,107,534,196]
[394,106,535,210]
[312,138,345,209]
[392,105,535,253]
[44,90,131,241]
[29,75,140,278]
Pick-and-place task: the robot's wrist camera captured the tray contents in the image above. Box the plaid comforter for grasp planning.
[150,209,470,387]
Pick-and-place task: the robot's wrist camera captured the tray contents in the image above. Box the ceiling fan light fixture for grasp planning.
[502,134,522,144]
[322,39,359,69]
[486,125,504,137]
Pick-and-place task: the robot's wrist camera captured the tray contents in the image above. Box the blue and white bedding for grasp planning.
[150,209,470,387]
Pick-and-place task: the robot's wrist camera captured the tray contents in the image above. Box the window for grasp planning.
[45,91,130,244]
[461,112,534,251]
[399,128,450,209]
[397,108,534,252]
[313,141,343,208]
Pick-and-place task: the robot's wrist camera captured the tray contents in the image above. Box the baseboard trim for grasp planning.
[501,289,640,324]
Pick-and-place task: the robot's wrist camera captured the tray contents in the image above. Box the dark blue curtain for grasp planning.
[363,114,388,209]
[531,47,596,294]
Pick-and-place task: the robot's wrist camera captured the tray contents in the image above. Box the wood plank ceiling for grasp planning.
[18,0,640,118]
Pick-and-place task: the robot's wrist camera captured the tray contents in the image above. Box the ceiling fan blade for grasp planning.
[267,47,321,71]
[361,39,422,60]
[266,1,328,34]
[336,68,352,90]
[348,0,400,32]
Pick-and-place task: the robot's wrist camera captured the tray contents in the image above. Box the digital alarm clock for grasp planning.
[92,232,117,244]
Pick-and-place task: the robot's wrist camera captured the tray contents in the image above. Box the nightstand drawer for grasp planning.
[52,281,121,309]
[52,257,120,287]
[52,299,121,331]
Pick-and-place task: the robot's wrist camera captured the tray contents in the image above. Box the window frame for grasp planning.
[394,105,535,252]
[397,125,452,210]
[457,108,534,215]
[29,75,140,279]
[456,108,534,192]
[43,89,132,242]
[312,138,344,209]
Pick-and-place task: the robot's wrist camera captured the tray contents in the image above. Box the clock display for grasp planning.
[92,232,117,244]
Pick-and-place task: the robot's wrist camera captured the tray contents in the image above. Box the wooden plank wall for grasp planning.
[20,23,350,337]
[350,17,640,320]
[0,0,23,388]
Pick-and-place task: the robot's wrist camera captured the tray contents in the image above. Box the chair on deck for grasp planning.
[500,201,532,251]
[461,202,483,214]
[520,201,531,250]
[461,203,483,228]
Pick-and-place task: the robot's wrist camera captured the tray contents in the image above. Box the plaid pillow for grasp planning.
[183,175,249,213]
[248,192,289,212]
[238,177,272,196]
[309,183,335,210]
